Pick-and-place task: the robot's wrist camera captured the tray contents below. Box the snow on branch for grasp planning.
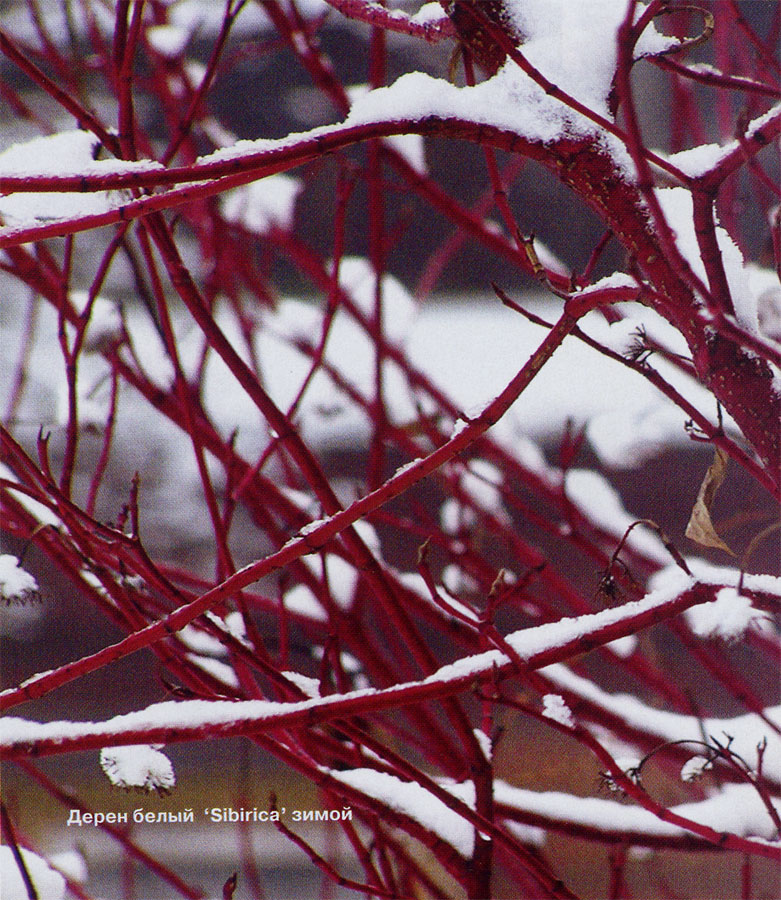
[1,575,729,758]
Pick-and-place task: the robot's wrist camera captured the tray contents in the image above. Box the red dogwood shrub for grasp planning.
[1,2,779,898]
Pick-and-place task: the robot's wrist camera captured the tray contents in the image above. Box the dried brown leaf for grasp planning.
[685,447,735,555]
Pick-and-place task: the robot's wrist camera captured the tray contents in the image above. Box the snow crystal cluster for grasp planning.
[0,555,39,605]
[541,693,575,728]
[99,744,176,794]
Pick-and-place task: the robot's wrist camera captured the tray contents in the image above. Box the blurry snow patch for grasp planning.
[283,671,321,698]
[338,652,362,674]
[384,132,427,174]
[0,846,65,900]
[338,256,417,344]
[169,0,327,36]
[99,744,176,794]
[70,291,123,352]
[395,569,479,623]
[565,468,669,564]
[183,60,208,89]
[673,783,781,841]
[54,359,114,431]
[410,298,709,455]
[504,821,547,846]
[180,611,251,655]
[120,304,176,389]
[474,728,493,761]
[746,263,781,342]
[655,187,759,336]
[200,115,237,150]
[441,497,467,534]
[511,435,563,487]
[146,24,191,57]
[177,623,229,657]
[279,486,320,516]
[330,768,476,857]
[441,563,478,595]
[283,547,365,618]
[684,587,772,642]
[461,458,505,512]
[587,725,643,768]
[186,654,240,689]
[222,610,248,640]
[249,292,718,461]
[300,553,358,611]
[11,345,186,562]
[282,584,328,622]
[311,648,366,688]
[533,238,569,277]
[576,301,707,467]
[253,290,412,451]
[352,517,382,556]
[542,694,574,727]
[496,779,780,842]
[220,174,302,233]
[606,634,638,658]
[0,464,61,528]
[48,850,87,884]
[589,300,690,358]
[441,458,506,534]
[0,555,39,605]
[586,403,685,469]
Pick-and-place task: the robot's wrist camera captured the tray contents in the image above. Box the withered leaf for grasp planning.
[685,447,735,556]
